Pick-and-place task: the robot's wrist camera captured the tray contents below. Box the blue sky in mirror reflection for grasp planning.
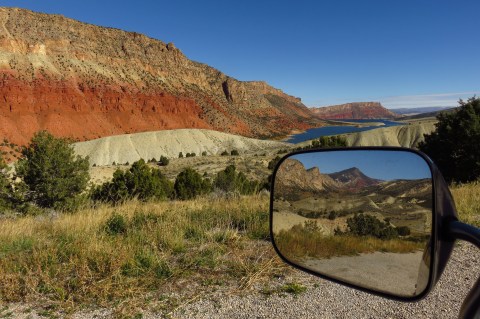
[292,150,431,181]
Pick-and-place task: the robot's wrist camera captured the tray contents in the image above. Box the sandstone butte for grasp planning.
[310,102,398,120]
[0,7,319,147]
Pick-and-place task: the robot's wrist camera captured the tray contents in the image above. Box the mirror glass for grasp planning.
[272,149,432,297]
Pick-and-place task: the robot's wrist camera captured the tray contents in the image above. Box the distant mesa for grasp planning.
[0,7,319,146]
[310,102,398,119]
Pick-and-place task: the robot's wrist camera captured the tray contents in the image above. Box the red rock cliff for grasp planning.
[0,8,318,145]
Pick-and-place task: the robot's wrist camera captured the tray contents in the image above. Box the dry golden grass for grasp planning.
[0,181,477,315]
[0,195,286,314]
[451,181,480,227]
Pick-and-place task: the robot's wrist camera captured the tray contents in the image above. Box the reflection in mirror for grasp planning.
[272,150,433,297]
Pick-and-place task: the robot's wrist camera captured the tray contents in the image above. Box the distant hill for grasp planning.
[328,167,382,190]
[310,102,398,119]
[398,108,456,120]
[390,106,452,115]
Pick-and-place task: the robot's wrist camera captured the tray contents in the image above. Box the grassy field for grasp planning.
[274,225,425,263]
[0,181,478,316]
[0,194,286,316]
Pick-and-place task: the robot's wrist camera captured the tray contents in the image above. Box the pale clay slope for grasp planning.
[73,122,435,166]
[344,121,436,148]
[73,129,292,166]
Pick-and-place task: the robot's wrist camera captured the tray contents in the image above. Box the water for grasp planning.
[285,119,403,144]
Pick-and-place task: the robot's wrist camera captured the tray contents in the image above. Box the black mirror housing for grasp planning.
[269,147,459,302]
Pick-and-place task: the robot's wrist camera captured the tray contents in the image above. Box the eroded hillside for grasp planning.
[0,8,318,145]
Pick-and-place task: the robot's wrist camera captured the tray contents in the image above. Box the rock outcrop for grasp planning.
[0,8,318,145]
[310,102,398,119]
[275,158,339,195]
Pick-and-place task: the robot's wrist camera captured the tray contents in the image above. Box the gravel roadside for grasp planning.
[172,242,478,319]
[2,242,478,318]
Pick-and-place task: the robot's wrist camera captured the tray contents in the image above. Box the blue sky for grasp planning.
[291,150,432,181]
[2,0,479,108]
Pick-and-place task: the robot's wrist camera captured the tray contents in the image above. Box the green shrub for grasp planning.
[328,211,337,220]
[201,151,207,156]
[91,159,173,203]
[0,155,13,211]
[231,150,239,156]
[15,131,90,211]
[174,168,212,200]
[268,156,281,170]
[397,226,411,236]
[214,165,259,195]
[419,97,480,183]
[220,150,229,156]
[313,136,347,148]
[159,155,169,166]
[104,213,128,235]
[178,152,184,158]
[345,213,398,240]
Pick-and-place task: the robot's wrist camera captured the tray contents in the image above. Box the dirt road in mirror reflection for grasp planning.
[304,251,424,296]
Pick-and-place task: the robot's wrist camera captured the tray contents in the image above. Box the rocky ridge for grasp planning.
[310,102,398,119]
[0,8,318,145]
[275,158,339,194]
[275,158,384,195]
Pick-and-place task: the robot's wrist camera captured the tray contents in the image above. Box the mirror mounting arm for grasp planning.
[446,220,480,319]
[448,220,480,248]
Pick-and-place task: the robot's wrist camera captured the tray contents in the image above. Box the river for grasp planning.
[285,119,403,144]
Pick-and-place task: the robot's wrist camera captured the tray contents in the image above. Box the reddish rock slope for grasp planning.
[310,102,398,119]
[0,8,318,145]
[275,158,339,196]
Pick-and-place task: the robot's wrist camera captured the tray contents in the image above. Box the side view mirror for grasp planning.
[269,147,480,319]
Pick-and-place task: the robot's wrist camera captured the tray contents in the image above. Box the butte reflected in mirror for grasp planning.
[272,150,433,297]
